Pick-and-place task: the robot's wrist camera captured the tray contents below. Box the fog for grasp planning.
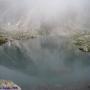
[0,0,90,90]
[0,0,90,34]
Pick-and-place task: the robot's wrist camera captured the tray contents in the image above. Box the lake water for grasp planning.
[0,0,90,89]
[0,36,90,90]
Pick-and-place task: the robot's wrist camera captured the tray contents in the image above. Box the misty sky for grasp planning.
[0,0,90,35]
[0,0,89,22]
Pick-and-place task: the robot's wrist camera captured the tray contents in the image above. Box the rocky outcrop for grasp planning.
[0,80,21,90]
[72,32,90,52]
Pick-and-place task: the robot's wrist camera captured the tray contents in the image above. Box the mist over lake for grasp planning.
[0,0,90,90]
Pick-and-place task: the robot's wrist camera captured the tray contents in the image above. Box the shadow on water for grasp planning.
[0,41,38,75]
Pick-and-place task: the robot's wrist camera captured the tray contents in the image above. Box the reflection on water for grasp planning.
[0,36,90,89]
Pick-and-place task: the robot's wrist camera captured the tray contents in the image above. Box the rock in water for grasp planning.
[0,80,21,90]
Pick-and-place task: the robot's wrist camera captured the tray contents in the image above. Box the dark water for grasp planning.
[0,36,90,90]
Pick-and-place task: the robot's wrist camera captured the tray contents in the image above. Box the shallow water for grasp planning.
[0,36,90,89]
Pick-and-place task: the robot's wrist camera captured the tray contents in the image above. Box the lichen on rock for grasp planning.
[0,80,21,90]
[72,31,90,52]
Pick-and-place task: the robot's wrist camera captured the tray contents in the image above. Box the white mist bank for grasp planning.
[0,0,90,36]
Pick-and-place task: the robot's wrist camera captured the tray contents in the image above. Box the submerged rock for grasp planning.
[0,80,21,90]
